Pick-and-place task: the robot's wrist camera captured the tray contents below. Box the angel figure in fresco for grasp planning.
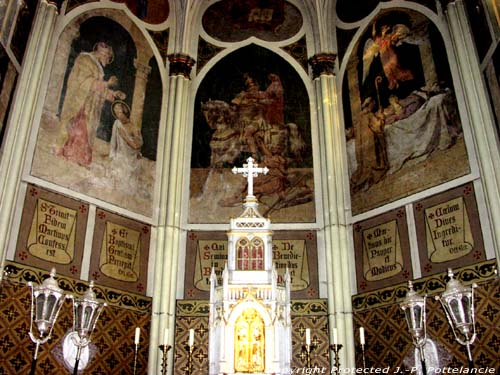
[108,101,143,194]
[362,21,415,91]
[55,41,126,167]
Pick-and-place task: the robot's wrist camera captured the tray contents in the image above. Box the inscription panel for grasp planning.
[89,208,150,294]
[15,184,88,277]
[353,208,412,292]
[414,183,485,276]
[185,231,318,299]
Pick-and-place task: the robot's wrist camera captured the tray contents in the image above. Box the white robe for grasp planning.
[109,119,142,193]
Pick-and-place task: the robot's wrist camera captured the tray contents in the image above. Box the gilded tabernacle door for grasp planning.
[234,308,265,373]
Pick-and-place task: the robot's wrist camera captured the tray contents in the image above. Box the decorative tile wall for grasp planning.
[352,260,500,371]
[0,261,151,374]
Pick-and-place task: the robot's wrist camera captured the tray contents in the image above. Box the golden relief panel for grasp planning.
[234,308,265,373]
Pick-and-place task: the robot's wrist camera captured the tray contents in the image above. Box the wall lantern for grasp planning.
[70,281,106,375]
[400,280,428,375]
[435,268,477,369]
[28,268,67,375]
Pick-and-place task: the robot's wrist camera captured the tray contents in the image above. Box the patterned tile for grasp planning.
[354,278,500,370]
[0,277,151,374]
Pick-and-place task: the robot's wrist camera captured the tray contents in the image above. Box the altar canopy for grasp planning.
[208,157,292,375]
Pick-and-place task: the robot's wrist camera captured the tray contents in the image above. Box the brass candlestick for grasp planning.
[185,344,194,375]
[329,344,343,374]
[159,344,172,374]
[361,343,366,370]
[302,344,315,368]
[133,343,139,375]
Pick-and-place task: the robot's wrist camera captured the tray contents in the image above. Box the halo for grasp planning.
[111,100,130,119]
[93,42,114,64]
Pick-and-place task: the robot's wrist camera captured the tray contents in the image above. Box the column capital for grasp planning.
[167,53,196,79]
[308,53,337,79]
[438,0,458,6]
[134,58,152,77]
[46,0,65,12]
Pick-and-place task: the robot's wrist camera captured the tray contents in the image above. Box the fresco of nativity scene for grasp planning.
[31,14,161,218]
[190,46,314,224]
[344,10,470,215]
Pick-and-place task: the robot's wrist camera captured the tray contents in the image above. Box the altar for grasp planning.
[208,158,292,375]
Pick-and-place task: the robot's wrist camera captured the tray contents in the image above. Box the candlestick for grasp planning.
[159,343,172,375]
[133,328,140,375]
[135,327,140,345]
[188,329,194,347]
[359,327,366,370]
[185,341,194,375]
[329,343,343,375]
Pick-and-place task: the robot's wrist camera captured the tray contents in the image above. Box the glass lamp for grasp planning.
[435,269,477,368]
[70,281,106,375]
[400,280,427,374]
[28,268,67,375]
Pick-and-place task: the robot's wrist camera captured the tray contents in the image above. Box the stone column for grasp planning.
[445,0,500,266]
[147,53,195,375]
[43,21,80,119]
[0,0,61,277]
[130,47,153,127]
[308,53,355,369]
[44,23,80,115]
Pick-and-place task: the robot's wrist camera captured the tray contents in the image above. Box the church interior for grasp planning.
[0,0,499,374]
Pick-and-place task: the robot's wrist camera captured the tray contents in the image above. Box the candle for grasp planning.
[360,327,365,345]
[134,327,140,345]
[163,328,169,346]
[305,328,311,346]
[189,329,194,347]
[333,328,338,345]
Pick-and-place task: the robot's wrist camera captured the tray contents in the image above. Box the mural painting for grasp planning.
[202,0,303,43]
[31,14,161,217]
[10,0,37,65]
[109,0,169,24]
[64,0,169,24]
[189,45,314,223]
[485,43,500,139]
[344,10,470,215]
[0,44,17,150]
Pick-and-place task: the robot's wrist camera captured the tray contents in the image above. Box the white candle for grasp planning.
[360,327,365,345]
[305,328,311,346]
[333,328,338,345]
[189,329,194,347]
[134,327,140,345]
[163,328,169,345]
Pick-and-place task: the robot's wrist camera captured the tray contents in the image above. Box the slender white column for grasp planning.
[148,55,194,375]
[0,0,59,277]
[148,74,178,375]
[446,0,500,265]
[311,54,355,369]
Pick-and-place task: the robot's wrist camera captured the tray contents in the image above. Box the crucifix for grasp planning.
[232,157,269,198]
